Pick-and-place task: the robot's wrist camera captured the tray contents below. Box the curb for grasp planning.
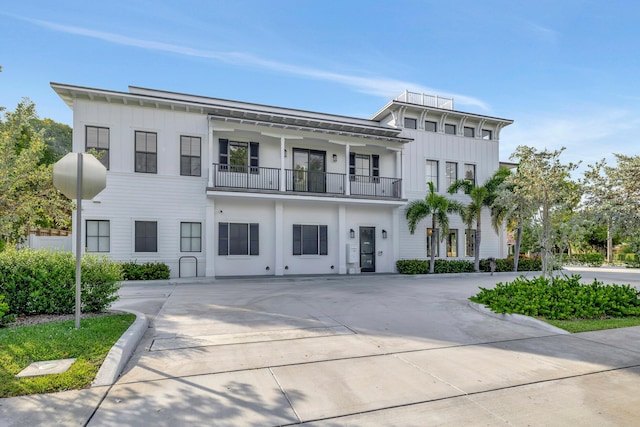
[92,309,149,387]
[468,301,569,335]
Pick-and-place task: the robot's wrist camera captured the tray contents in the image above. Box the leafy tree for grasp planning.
[0,99,73,245]
[406,182,463,273]
[507,146,579,277]
[31,118,72,164]
[448,167,511,272]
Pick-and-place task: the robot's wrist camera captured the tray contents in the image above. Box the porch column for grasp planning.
[208,119,214,187]
[338,204,347,274]
[205,201,216,277]
[280,137,286,192]
[275,202,284,275]
[344,144,350,196]
[396,151,405,199]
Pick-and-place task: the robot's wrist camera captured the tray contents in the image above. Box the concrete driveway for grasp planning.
[4,268,640,426]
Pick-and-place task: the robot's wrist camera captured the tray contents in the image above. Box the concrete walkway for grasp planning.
[3,268,640,426]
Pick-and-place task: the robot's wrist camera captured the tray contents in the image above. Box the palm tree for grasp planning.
[448,168,511,272]
[406,182,463,273]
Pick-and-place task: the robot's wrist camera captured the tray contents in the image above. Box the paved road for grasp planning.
[3,268,640,426]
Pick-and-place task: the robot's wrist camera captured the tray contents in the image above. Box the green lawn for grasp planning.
[545,316,640,333]
[0,314,135,397]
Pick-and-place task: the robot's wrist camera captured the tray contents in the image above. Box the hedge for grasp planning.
[121,261,171,280]
[0,248,122,317]
[397,257,542,274]
[561,253,604,267]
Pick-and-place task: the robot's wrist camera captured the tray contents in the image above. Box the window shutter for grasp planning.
[293,224,301,255]
[218,222,228,255]
[250,223,259,255]
[219,139,228,166]
[372,155,380,177]
[349,153,356,175]
[319,225,328,255]
[250,142,259,174]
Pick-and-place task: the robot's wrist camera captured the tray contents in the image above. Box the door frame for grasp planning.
[359,226,376,272]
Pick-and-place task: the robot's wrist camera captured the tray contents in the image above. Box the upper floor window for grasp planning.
[135,221,157,252]
[293,224,328,256]
[444,124,456,135]
[86,126,110,169]
[425,121,437,132]
[425,159,439,192]
[404,118,417,129]
[180,136,201,177]
[135,131,157,173]
[482,129,493,140]
[86,220,109,252]
[464,127,475,138]
[180,222,201,252]
[218,222,259,256]
[219,139,258,174]
[464,164,476,186]
[445,162,458,189]
[447,229,458,257]
[349,153,379,182]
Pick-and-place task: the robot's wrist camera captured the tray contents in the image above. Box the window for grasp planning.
[464,126,475,138]
[349,153,379,182]
[465,229,476,257]
[180,136,201,176]
[404,118,417,129]
[219,139,258,173]
[86,220,109,252]
[445,124,456,135]
[135,131,157,173]
[425,121,437,132]
[86,126,110,169]
[445,162,458,189]
[482,129,493,140]
[135,221,157,252]
[427,228,439,257]
[425,159,439,192]
[218,223,259,256]
[464,164,476,186]
[293,224,328,255]
[447,229,458,257]
[181,222,201,252]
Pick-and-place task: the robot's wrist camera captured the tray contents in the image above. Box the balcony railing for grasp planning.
[211,164,402,199]
[396,90,454,110]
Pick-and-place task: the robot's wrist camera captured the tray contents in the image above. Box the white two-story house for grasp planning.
[51,83,512,277]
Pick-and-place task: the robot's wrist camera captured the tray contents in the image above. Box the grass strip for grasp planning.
[544,316,640,333]
[0,313,135,397]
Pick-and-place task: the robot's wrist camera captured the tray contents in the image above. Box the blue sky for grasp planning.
[1,0,639,171]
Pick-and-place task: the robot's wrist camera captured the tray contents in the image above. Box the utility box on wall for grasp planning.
[346,243,360,274]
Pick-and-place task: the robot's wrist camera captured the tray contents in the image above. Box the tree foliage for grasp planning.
[0,99,73,244]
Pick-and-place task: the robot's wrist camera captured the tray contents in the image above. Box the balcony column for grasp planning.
[207,118,214,187]
[396,151,404,199]
[344,144,350,196]
[280,137,286,192]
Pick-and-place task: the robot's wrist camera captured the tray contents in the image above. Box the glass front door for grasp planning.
[293,149,326,193]
[360,227,376,272]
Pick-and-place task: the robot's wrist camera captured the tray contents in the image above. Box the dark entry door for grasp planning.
[360,227,375,272]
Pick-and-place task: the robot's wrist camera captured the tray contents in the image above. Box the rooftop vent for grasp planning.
[395,90,453,110]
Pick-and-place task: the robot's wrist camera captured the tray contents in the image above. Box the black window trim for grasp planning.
[85,125,110,170]
[218,222,259,256]
[180,135,202,177]
[293,224,328,256]
[134,130,158,174]
[86,219,110,253]
[134,220,158,253]
[180,221,202,252]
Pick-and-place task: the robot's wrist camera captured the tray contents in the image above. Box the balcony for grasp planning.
[210,164,402,199]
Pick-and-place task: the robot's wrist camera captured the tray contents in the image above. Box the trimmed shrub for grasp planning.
[0,295,15,327]
[396,259,474,274]
[0,248,122,316]
[470,274,640,320]
[121,261,170,280]
[396,259,429,274]
[562,253,604,267]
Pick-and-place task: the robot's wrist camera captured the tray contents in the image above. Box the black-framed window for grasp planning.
[464,164,476,186]
[426,159,439,192]
[135,131,157,173]
[218,222,259,256]
[425,121,437,132]
[445,124,456,135]
[464,126,475,138]
[445,162,458,189]
[427,228,439,257]
[482,129,493,140]
[181,222,202,252]
[404,118,417,129]
[86,220,110,252]
[447,229,458,257]
[135,221,157,252]
[219,139,258,173]
[466,229,476,257]
[180,136,201,176]
[86,126,110,169]
[349,153,380,182]
[293,224,328,255]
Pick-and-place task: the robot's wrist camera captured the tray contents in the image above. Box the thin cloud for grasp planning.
[525,22,559,43]
[23,16,489,111]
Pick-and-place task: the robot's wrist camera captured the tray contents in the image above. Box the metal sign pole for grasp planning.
[75,153,83,329]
